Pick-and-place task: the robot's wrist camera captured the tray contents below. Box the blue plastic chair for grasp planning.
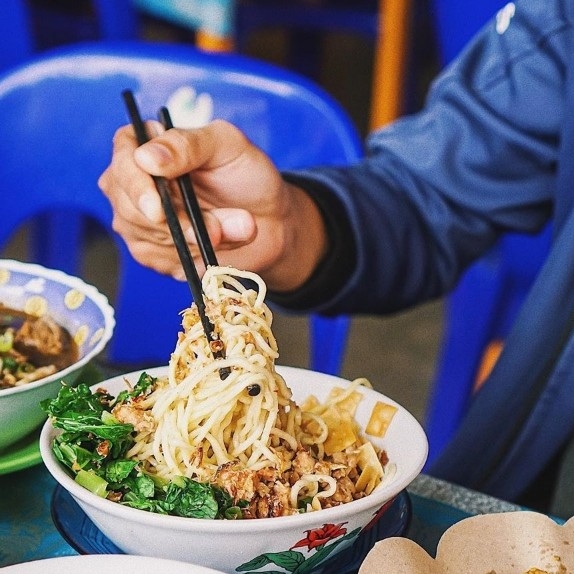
[0,1,138,69]
[0,0,34,70]
[0,41,361,372]
[424,0,553,467]
[431,0,505,65]
[127,0,380,62]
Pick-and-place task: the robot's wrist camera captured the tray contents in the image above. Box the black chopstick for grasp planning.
[122,90,229,378]
[158,107,218,269]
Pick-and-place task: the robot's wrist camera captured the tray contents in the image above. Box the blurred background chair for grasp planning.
[6,0,414,131]
[233,0,414,131]
[424,0,554,468]
[0,0,34,71]
[132,0,235,51]
[159,0,417,132]
[0,40,363,372]
[0,0,138,71]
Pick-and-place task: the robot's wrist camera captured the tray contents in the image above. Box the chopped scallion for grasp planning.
[75,469,108,498]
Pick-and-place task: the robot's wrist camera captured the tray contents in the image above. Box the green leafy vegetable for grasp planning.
[1,356,18,373]
[115,371,156,404]
[41,374,240,520]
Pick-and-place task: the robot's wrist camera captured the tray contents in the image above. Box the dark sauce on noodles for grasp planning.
[0,304,79,390]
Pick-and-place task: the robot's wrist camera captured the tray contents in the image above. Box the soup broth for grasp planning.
[0,304,79,390]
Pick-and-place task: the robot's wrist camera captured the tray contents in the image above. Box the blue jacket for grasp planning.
[286,0,574,500]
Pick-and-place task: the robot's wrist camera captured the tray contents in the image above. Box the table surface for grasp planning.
[0,458,524,569]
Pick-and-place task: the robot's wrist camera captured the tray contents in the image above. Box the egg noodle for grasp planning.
[119,266,393,516]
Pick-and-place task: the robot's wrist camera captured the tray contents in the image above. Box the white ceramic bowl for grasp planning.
[2,555,225,574]
[41,365,427,573]
[0,259,115,450]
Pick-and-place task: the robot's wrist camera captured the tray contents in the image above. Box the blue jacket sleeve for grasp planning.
[282,0,570,316]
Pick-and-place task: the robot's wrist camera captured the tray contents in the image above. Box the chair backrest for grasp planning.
[0,40,362,370]
[0,0,138,72]
[424,0,553,468]
[431,0,502,65]
[0,0,34,70]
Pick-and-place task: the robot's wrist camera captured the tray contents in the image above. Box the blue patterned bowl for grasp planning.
[0,259,115,450]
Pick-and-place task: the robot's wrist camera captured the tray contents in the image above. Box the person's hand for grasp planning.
[98,119,327,292]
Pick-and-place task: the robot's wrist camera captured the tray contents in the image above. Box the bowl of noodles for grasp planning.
[0,259,115,451]
[40,266,427,574]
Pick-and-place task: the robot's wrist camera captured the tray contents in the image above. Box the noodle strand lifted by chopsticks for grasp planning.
[127,267,295,480]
